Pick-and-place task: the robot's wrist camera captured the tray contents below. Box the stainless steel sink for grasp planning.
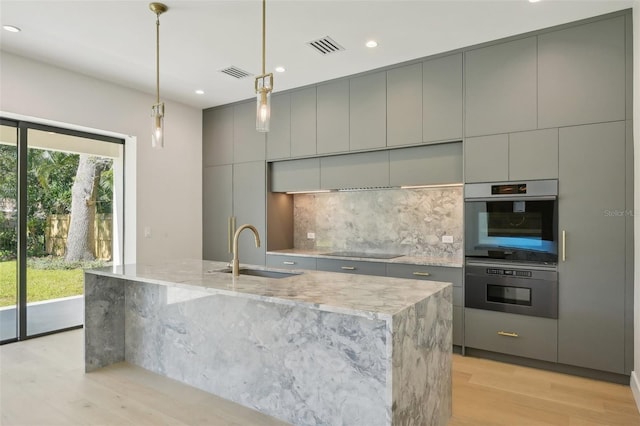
[215,268,301,279]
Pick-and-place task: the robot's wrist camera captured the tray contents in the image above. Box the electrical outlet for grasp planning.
[144,226,152,238]
[442,235,453,243]
[307,232,316,239]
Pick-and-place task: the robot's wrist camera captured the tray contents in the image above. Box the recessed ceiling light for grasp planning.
[275,66,286,73]
[366,40,378,48]
[3,25,21,33]
[195,89,205,95]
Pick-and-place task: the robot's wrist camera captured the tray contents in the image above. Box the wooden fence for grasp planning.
[45,214,112,260]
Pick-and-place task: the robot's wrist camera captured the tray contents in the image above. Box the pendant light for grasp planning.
[255,0,273,132]
[149,2,168,148]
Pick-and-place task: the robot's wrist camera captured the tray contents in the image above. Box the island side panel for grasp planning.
[123,280,393,426]
[84,273,125,372]
[392,285,452,426]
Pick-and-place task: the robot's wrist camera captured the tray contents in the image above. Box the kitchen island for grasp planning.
[84,259,452,426]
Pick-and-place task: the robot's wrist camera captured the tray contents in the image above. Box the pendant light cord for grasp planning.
[261,0,266,76]
[156,13,160,105]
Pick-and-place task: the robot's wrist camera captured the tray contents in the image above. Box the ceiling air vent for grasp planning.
[219,66,252,79]
[307,36,345,55]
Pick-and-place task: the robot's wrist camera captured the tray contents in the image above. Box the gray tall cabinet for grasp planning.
[203,102,266,266]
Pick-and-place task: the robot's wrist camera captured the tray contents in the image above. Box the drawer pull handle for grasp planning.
[497,331,519,338]
[283,261,295,265]
[562,230,567,262]
[412,272,431,277]
[341,266,356,271]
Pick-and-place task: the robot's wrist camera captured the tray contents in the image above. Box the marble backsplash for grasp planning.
[293,187,463,261]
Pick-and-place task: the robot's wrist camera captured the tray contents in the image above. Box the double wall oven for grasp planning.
[464,180,559,319]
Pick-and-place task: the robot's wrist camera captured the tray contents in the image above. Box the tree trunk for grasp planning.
[65,155,100,261]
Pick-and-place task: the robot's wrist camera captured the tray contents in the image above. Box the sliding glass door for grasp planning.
[0,119,124,343]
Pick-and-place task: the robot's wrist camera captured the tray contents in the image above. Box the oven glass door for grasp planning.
[465,198,558,263]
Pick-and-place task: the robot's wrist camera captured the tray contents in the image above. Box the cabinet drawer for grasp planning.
[453,306,463,346]
[464,308,557,362]
[316,259,386,276]
[386,263,462,287]
[266,255,316,271]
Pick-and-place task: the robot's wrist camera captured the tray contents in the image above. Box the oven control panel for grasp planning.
[486,268,532,278]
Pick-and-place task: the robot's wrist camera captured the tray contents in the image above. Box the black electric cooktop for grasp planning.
[324,251,403,260]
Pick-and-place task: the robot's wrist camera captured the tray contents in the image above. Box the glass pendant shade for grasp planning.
[256,78,271,133]
[151,102,164,149]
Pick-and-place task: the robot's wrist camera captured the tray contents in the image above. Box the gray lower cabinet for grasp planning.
[233,161,267,266]
[387,63,422,147]
[270,158,320,193]
[203,165,233,262]
[423,53,463,143]
[387,263,463,346]
[464,36,537,137]
[266,93,291,160]
[203,106,233,167]
[558,121,627,374]
[316,258,387,276]
[389,142,462,187]
[290,87,317,157]
[233,101,266,163]
[464,308,558,363]
[266,254,317,271]
[350,72,386,151]
[320,151,389,190]
[317,80,349,155]
[538,16,626,128]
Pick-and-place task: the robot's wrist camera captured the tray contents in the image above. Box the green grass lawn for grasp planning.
[0,260,83,307]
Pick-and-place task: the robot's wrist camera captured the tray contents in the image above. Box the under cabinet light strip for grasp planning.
[401,183,464,189]
[285,190,333,195]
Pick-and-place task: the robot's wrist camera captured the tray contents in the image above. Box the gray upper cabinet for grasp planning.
[465,37,537,137]
[350,72,386,151]
[317,80,349,155]
[423,53,463,143]
[203,106,233,167]
[270,158,320,193]
[320,151,389,190]
[233,161,267,266]
[538,16,626,128]
[464,134,508,183]
[508,129,558,180]
[558,121,626,374]
[389,142,462,187]
[233,101,266,163]
[290,87,317,158]
[266,93,291,160]
[387,63,422,147]
[203,165,233,262]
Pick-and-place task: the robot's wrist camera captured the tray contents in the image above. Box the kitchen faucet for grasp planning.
[232,224,261,277]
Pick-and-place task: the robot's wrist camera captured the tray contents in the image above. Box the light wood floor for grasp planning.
[1,330,639,426]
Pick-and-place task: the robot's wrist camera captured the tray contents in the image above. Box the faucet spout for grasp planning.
[232,224,261,277]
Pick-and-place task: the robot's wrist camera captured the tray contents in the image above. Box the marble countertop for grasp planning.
[86,259,451,320]
[267,249,463,268]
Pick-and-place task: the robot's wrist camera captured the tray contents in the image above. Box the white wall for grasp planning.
[632,0,640,411]
[0,51,202,263]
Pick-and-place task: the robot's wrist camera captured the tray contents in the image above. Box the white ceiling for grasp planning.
[0,0,635,110]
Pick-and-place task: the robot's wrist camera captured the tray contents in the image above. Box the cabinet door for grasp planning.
[270,158,320,193]
[464,134,508,183]
[465,37,537,137]
[387,63,422,147]
[317,80,349,154]
[320,151,389,190]
[423,53,463,143]
[266,93,291,160]
[350,72,386,151]
[386,263,462,287]
[316,258,386,276]
[233,161,266,266]
[389,142,462,187]
[203,165,232,261]
[266,255,317,271]
[558,121,626,373]
[509,129,558,180]
[233,101,266,163]
[538,16,625,128]
[290,87,317,157]
[203,106,233,166]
